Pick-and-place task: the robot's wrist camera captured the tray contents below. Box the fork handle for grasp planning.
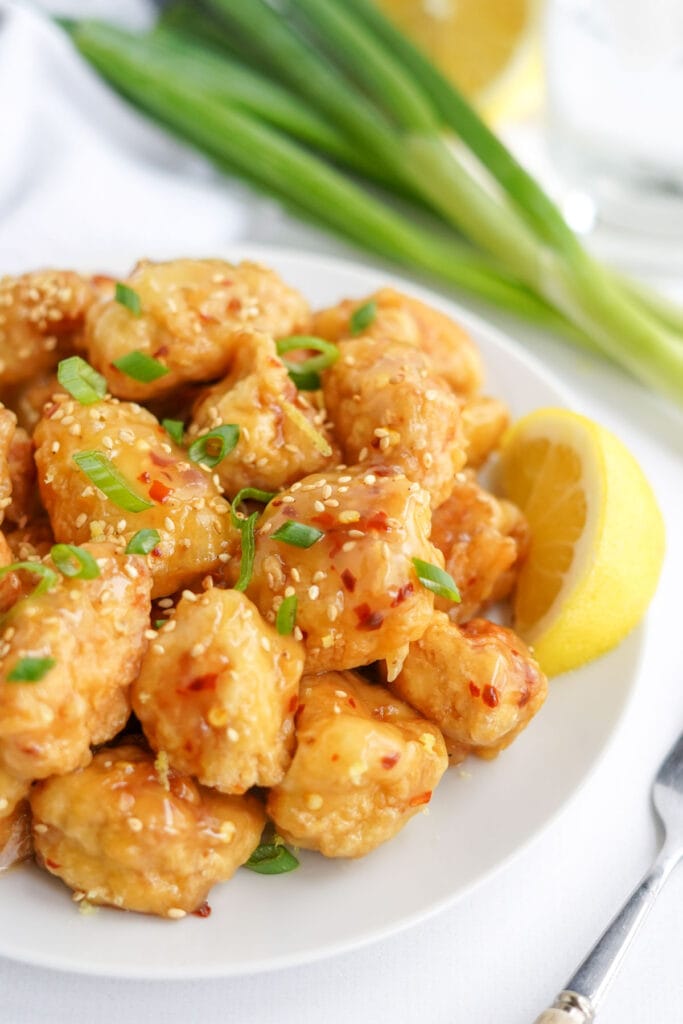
[533,845,681,1024]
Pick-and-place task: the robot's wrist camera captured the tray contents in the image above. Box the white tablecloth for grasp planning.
[1,4,682,1022]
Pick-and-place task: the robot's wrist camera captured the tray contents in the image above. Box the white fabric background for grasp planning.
[1,3,682,1023]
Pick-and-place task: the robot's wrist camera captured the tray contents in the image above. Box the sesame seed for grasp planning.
[339,510,360,523]
[191,642,206,657]
[208,706,229,728]
[152,644,164,654]
[260,636,271,652]
[219,821,236,842]
[293,626,303,641]
[342,541,356,553]
[308,585,320,600]
[158,598,174,608]
[167,908,186,920]
[363,473,376,485]
[128,817,143,832]
[305,793,323,810]
[227,727,239,742]
[164,517,175,532]
[321,634,334,649]
[312,570,326,583]
[313,500,325,513]
[144,629,158,640]
[284,586,296,598]
[34,823,48,834]
[50,441,60,454]
[348,529,364,539]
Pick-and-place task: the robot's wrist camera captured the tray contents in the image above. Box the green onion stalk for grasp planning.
[199,0,683,404]
[67,22,575,339]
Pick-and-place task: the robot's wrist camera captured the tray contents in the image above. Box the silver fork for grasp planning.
[533,730,683,1023]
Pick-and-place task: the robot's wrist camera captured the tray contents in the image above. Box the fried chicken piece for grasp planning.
[0,543,151,782]
[30,742,265,917]
[0,405,16,526]
[0,371,65,434]
[389,613,547,763]
[267,671,447,858]
[190,331,339,495]
[4,426,40,529]
[0,798,31,873]
[34,393,236,598]
[86,259,309,402]
[431,471,529,622]
[460,395,509,468]
[322,337,466,508]
[244,465,439,673]
[310,287,483,395]
[0,270,95,388]
[133,588,304,794]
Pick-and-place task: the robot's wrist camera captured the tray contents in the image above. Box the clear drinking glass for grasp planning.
[544,0,683,262]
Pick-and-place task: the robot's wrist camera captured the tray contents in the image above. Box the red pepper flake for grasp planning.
[311,511,336,529]
[408,791,432,807]
[149,480,172,503]
[331,753,340,762]
[347,697,357,708]
[294,703,306,725]
[192,902,212,918]
[468,681,480,698]
[138,470,151,484]
[354,603,384,631]
[482,685,499,708]
[185,673,218,693]
[227,297,242,312]
[362,510,389,532]
[288,694,299,713]
[390,582,414,607]
[340,568,356,593]
[45,858,61,870]
[152,345,169,359]
[381,752,401,770]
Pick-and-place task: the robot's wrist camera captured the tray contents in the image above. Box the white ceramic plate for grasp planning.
[0,247,642,978]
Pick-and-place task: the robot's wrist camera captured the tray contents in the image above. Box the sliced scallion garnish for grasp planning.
[72,450,154,512]
[411,558,461,603]
[114,282,142,316]
[57,356,107,405]
[51,544,100,580]
[276,594,298,636]
[233,511,258,593]
[188,424,239,468]
[231,487,277,523]
[7,656,56,684]
[243,842,299,875]
[230,488,276,592]
[271,520,324,549]
[112,350,169,383]
[350,299,377,335]
[0,561,59,596]
[276,335,339,390]
[125,529,161,555]
[162,418,185,445]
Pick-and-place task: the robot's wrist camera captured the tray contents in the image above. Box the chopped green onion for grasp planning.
[276,594,298,636]
[231,487,276,523]
[154,618,167,629]
[125,529,161,555]
[162,418,185,445]
[57,356,107,405]
[412,558,461,603]
[51,544,100,580]
[114,282,142,316]
[112,350,169,383]
[7,656,56,684]
[244,842,299,875]
[350,299,377,335]
[276,335,339,390]
[0,561,59,596]
[233,511,257,592]
[188,424,239,468]
[230,488,275,593]
[72,450,154,512]
[271,520,324,549]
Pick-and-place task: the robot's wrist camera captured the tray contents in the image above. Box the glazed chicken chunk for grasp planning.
[0,543,151,782]
[0,797,31,873]
[322,337,466,508]
[267,671,448,858]
[459,395,509,468]
[86,259,309,401]
[34,394,235,597]
[430,470,529,622]
[310,287,483,396]
[390,613,547,764]
[0,270,95,388]
[190,331,338,495]
[244,465,441,672]
[30,743,265,917]
[133,588,304,794]
[0,405,17,525]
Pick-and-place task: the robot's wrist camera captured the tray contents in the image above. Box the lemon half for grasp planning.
[498,408,665,677]
[379,0,542,123]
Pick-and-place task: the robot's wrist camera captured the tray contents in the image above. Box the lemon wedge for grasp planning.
[498,408,665,676]
[378,0,543,123]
